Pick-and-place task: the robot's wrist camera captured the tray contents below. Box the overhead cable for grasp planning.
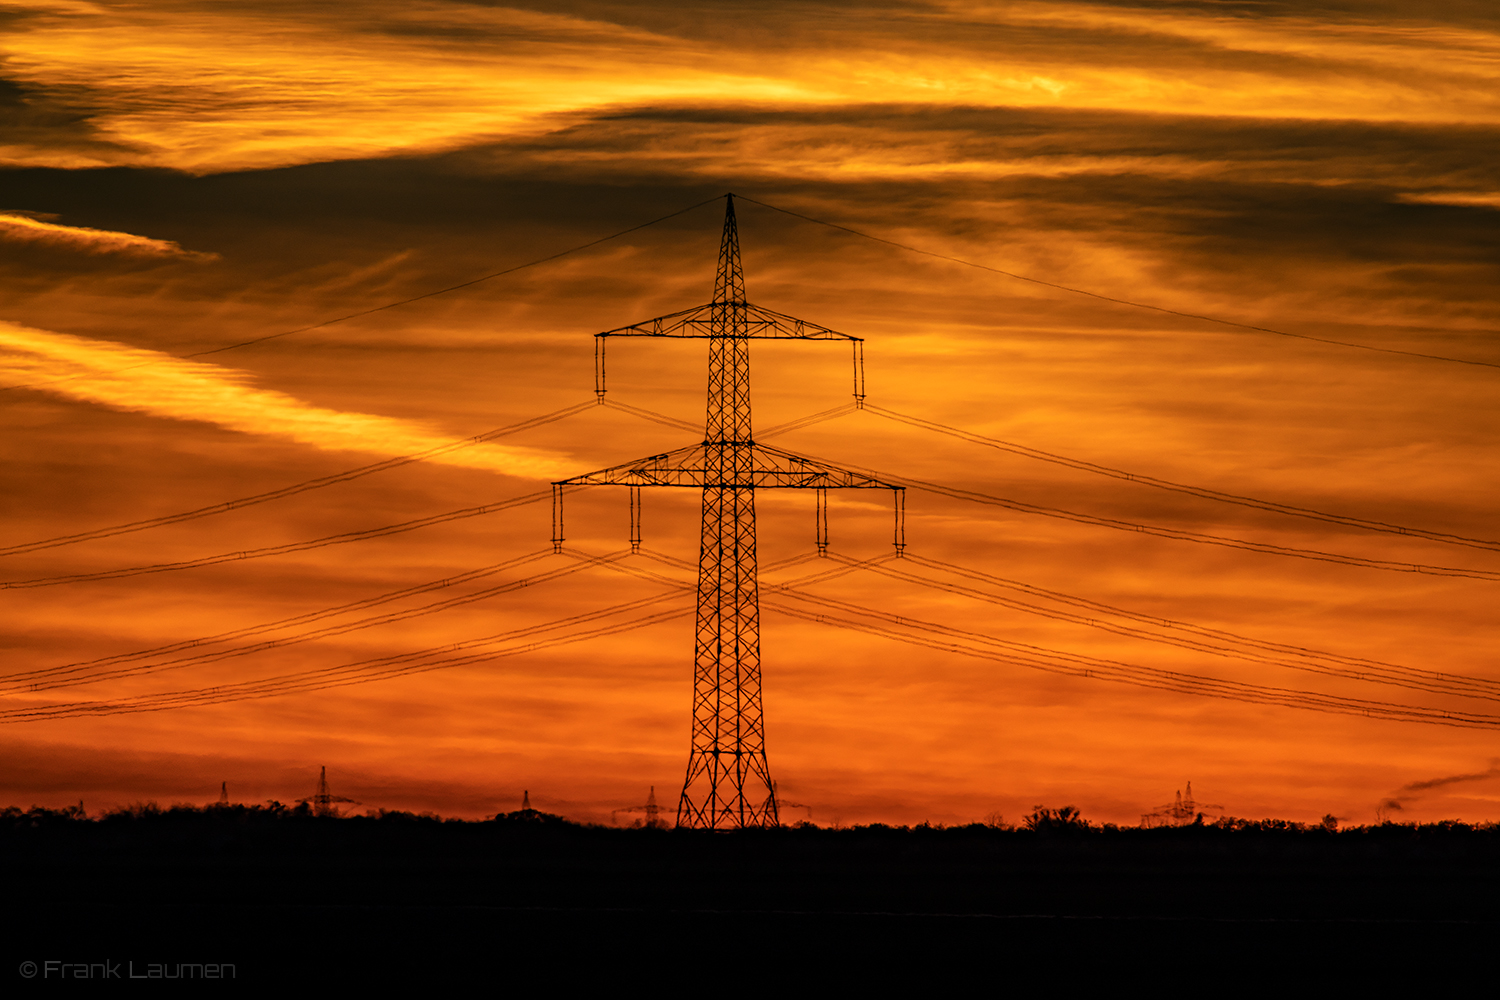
[3,196,725,394]
[737,194,1500,372]
[762,591,1500,731]
[1,588,695,722]
[602,397,857,440]
[865,403,1500,553]
[0,547,557,687]
[3,550,628,694]
[787,449,1500,582]
[834,552,1500,704]
[0,489,555,590]
[904,552,1500,697]
[618,546,891,593]
[0,401,593,558]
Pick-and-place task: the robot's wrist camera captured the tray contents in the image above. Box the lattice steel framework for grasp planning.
[554,194,904,829]
[297,766,358,818]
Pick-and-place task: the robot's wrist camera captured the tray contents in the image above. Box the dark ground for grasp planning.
[5,804,1494,986]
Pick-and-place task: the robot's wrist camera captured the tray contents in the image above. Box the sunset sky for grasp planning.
[3,0,1498,826]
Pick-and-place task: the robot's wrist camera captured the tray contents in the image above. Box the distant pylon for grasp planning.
[555,194,905,829]
[297,765,359,817]
[644,785,659,827]
[771,782,812,823]
[217,781,229,806]
[1140,780,1223,827]
[612,785,666,828]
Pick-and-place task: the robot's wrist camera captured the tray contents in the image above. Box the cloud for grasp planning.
[0,212,219,260]
[1377,760,1500,815]
[1397,192,1500,209]
[6,1,1500,173]
[0,321,573,479]
[1398,763,1500,793]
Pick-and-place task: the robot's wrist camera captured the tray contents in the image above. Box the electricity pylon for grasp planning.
[612,786,666,828]
[554,194,904,829]
[1140,781,1224,828]
[298,765,359,817]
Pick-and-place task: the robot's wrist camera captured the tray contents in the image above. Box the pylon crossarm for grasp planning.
[555,443,904,490]
[598,302,861,342]
[594,301,863,403]
[749,304,864,342]
[554,443,703,487]
[753,443,902,490]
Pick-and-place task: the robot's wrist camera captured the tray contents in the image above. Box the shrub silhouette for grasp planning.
[1023,805,1091,833]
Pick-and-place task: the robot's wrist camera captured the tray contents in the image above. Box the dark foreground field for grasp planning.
[5,804,1496,985]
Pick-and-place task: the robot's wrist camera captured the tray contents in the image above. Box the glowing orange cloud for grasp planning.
[0,212,217,260]
[0,321,573,478]
[5,1,1500,174]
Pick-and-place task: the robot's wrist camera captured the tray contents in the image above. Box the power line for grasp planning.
[864,404,1500,554]
[0,401,594,558]
[833,552,1500,704]
[601,396,858,442]
[788,450,1500,582]
[591,399,1500,578]
[6,540,1484,730]
[761,590,1500,732]
[0,392,845,590]
[0,550,876,720]
[615,546,891,594]
[2,197,725,394]
[737,194,1500,372]
[0,548,558,687]
[0,591,696,723]
[689,540,1500,708]
[604,430,1500,728]
[2,547,840,706]
[903,553,1500,694]
[604,396,1500,559]
[600,398,698,433]
[21,570,1490,729]
[0,489,556,590]
[759,403,860,439]
[0,395,846,644]
[3,550,626,694]
[644,542,1500,727]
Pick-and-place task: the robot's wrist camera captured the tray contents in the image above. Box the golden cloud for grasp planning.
[0,320,573,479]
[5,1,1500,174]
[0,212,218,259]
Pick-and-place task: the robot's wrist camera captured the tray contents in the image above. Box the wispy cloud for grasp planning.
[0,212,218,259]
[6,1,1500,173]
[0,321,572,479]
[1396,192,1500,208]
[1377,760,1500,816]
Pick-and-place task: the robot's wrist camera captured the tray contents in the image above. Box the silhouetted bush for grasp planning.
[1023,805,1092,834]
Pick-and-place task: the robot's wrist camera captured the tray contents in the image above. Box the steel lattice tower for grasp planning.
[686,199,770,826]
[554,194,904,829]
[298,765,358,817]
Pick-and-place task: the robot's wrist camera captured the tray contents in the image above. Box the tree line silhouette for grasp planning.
[4,800,1494,842]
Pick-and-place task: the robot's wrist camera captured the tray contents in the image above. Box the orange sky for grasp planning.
[2,0,1498,826]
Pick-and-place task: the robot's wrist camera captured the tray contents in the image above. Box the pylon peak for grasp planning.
[714,194,746,308]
